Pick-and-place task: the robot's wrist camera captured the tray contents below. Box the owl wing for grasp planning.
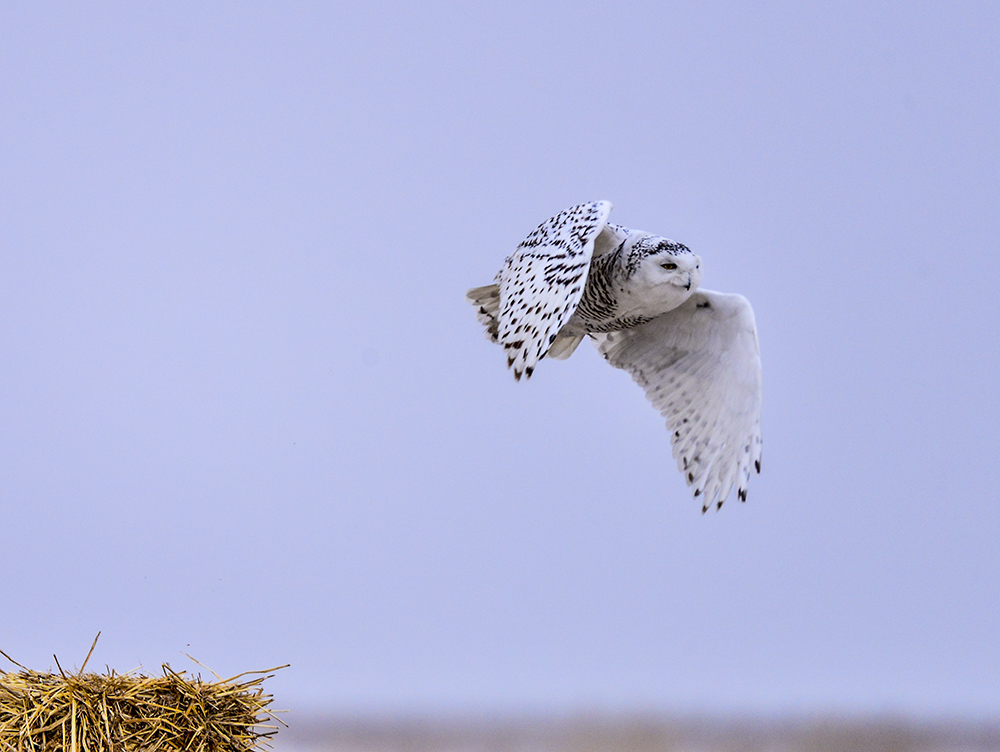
[592,290,763,512]
[495,200,613,380]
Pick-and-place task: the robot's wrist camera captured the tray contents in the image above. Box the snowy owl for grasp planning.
[467,200,762,512]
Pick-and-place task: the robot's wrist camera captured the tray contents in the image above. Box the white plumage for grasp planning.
[467,201,762,512]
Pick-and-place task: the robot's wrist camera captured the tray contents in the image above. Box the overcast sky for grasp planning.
[2,1,999,721]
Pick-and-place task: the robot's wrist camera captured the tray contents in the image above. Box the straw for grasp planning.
[0,639,286,752]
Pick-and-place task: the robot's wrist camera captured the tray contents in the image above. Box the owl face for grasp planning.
[628,236,702,292]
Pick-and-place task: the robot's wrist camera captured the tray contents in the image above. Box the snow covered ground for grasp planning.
[268,714,1000,752]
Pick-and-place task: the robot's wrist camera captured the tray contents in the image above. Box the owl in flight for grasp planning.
[467,201,762,512]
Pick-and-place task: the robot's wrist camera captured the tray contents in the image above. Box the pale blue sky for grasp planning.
[2,2,999,718]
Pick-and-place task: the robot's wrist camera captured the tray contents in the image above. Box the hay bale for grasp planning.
[0,645,285,752]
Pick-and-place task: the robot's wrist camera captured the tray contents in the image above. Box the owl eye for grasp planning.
[661,262,677,270]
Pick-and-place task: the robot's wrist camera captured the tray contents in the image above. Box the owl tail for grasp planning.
[466,284,500,343]
[467,282,584,364]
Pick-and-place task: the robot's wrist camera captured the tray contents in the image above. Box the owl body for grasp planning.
[467,201,763,512]
[564,228,703,335]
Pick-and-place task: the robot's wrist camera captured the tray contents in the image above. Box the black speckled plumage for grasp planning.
[466,200,762,513]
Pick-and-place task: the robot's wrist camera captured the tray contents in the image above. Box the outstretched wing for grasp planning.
[593,290,762,512]
[496,200,612,380]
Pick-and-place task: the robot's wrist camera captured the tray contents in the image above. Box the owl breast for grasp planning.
[564,248,654,334]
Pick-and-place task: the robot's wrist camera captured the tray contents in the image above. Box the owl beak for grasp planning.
[684,273,692,291]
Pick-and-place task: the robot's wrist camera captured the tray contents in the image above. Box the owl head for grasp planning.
[624,234,703,302]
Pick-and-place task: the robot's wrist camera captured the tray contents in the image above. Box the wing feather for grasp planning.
[593,290,763,511]
[496,201,612,379]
